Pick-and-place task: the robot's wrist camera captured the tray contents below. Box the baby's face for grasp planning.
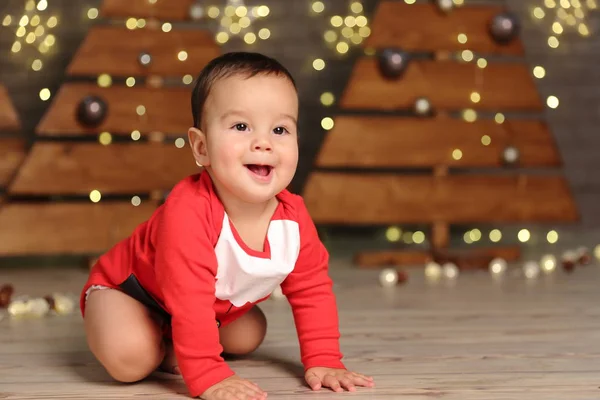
[202,73,299,204]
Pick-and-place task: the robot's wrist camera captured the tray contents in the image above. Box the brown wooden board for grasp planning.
[340,59,543,111]
[354,246,522,269]
[36,83,190,136]
[303,173,578,224]
[366,2,524,55]
[101,0,195,20]
[0,138,26,187]
[0,85,21,131]
[8,142,198,195]
[316,116,561,168]
[0,201,157,255]
[67,25,220,77]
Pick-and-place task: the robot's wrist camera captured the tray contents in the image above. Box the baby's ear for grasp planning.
[188,127,210,167]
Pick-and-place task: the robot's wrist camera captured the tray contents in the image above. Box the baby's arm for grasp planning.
[154,196,265,399]
[280,198,374,392]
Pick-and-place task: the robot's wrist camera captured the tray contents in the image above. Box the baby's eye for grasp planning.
[273,127,288,135]
[234,123,248,131]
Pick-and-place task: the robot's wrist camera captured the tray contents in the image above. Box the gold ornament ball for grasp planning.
[52,293,75,315]
[424,261,442,280]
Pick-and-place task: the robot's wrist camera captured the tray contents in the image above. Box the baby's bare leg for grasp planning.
[84,289,165,382]
[161,305,267,374]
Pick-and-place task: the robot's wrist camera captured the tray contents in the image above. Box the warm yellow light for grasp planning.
[469,229,482,242]
[19,16,29,26]
[320,92,335,106]
[312,1,325,13]
[25,32,36,44]
[324,30,337,42]
[126,77,136,87]
[257,5,270,17]
[578,23,590,36]
[462,109,477,122]
[207,6,220,18]
[99,132,112,145]
[351,1,364,12]
[47,16,58,28]
[11,42,21,53]
[552,22,563,34]
[457,33,467,44]
[16,26,26,37]
[26,0,35,11]
[533,7,545,18]
[477,58,487,69]
[44,34,55,46]
[2,15,11,26]
[495,113,505,124]
[461,50,474,62]
[464,231,473,244]
[518,229,531,242]
[452,149,463,160]
[355,16,368,27]
[344,16,356,27]
[358,26,371,37]
[137,19,147,29]
[224,5,235,17]
[131,196,142,207]
[470,92,481,103]
[336,42,349,53]
[30,15,40,26]
[548,36,560,48]
[258,28,270,40]
[412,231,425,244]
[216,32,229,44]
[405,0,416,3]
[136,105,146,116]
[97,74,112,88]
[87,8,99,19]
[386,226,401,242]
[481,135,491,146]
[341,27,353,38]
[560,0,570,7]
[178,51,188,61]
[544,0,556,7]
[131,130,141,141]
[453,0,464,4]
[313,58,325,70]
[34,25,44,36]
[162,23,172,32]
[183,75,193,85]
[533,66,546,78]
[574,8,584,18]
[89,190,102,203]
[239,17,250,28]
[489,229,502,242]
[588,0,598,9]
[37,0,48,11]
[235,6,247,17]
[547,95,559,109]
[321,117,334,130]
[126,18,137,30]
[175,138,186,148]
[32,59,43,71]
[39,88,51,101]
[244,32,256,44]
[547,230,559,243]
[330,15,343,27]
[229,23,240,34]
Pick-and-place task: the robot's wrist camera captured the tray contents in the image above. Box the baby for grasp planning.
[80,51,374,400]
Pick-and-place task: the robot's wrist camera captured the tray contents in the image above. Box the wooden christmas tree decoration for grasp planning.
[302,1,578,270]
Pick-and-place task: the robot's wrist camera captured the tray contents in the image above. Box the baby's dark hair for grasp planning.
[191,52,297,129]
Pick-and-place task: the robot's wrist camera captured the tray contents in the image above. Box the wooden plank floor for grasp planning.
[1,257,599,399]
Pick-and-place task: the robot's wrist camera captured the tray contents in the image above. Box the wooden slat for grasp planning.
[354,246,522,268]
[8,142,198,195]
[0,85,21,130]
[366,2,524,55]
[0,138,26,187]
[340,59,543,111]
[0,201,157,255]
[303,173,578,224]
[316,116,560,168]
[36,83,190,136]
[101,0,195,20]
[67,25,220,77]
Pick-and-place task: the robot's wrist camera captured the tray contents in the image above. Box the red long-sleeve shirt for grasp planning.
[81,171,345,397]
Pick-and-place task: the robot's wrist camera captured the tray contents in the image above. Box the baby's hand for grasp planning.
[201,375,267,400]
[305,367,374,392]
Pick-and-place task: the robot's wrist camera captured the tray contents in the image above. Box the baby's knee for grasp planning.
[98,335,165,383]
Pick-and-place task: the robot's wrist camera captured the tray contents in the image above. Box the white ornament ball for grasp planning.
[8,299,29,317]
[523,261,540,279]
[414,97,431,116]
[28,298,51,317]
[437,0,454,13]
[379,268,399,287]
[139,52,152,67]
[442,262,459,279]
[489,257,508,275]
[540,254,557,273]
[52,293,75,315]
[424,261,442,280]
[502,146,520,165]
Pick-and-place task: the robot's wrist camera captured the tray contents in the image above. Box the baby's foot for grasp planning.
[158,340,180,375]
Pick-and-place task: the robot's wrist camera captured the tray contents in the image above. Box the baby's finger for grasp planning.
[351,372,375,386]
[239,380,266,395]
[339,376,356,392]
[322,374,343,393]
[305,373,322,391]
[232,383,263,399]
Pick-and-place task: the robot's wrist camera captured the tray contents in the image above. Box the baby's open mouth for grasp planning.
[245,164,273,177]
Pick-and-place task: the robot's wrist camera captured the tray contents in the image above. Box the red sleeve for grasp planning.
[279,197,345,371]
[153,194,235,398]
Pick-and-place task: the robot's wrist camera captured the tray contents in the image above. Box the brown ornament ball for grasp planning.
[0,284,14,308]
[576,247,591,265]
[561,251,577,273]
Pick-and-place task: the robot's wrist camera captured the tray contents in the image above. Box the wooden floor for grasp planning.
[1,257,599,399]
